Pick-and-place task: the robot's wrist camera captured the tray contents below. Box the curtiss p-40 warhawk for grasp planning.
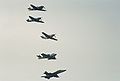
[41,70,66,79]
[41,32,58,41]
[37,53,57,60]
[26,16,44,23]
[28,4,46,11]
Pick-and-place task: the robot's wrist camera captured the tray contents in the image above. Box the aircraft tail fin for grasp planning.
[28,7,33,11]
[44,71,48,74]
[36,55,42,59]
[26,19,32,22]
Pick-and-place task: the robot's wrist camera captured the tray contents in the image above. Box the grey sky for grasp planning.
[0,0,120,81]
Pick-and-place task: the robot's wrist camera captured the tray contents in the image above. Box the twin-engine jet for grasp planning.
[41,70,66,79]
[41,32,58,41]
[37,53,57,60]
[26,16,44,23]
[28,4,46,11]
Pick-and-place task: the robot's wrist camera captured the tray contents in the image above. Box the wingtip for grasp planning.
[41,32,45,34]
[30,3,32,5]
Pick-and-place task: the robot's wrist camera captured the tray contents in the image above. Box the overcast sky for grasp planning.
[0,0,120,81]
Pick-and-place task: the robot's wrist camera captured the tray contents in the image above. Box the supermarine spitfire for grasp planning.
[41,70,66,79]
[26,16,44,23]
[41,32,58,41]
[37,53,57,60]
[28,4,46,11]
[26,2,66,80]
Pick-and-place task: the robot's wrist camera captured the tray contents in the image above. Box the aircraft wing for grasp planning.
[54,70,66,74]
[38,21,44,23]
[41,53,48,57]
[51,37,58,41]
[42,32,49,37]
[51,53,57,56]
[41,36,47,39]
[38,6,44,9]
[30,4,37,9]
[50,34,55,37]
[29,16,35,20]
[37,17,42,20]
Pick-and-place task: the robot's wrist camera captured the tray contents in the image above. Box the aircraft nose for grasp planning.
[63,70,66,72]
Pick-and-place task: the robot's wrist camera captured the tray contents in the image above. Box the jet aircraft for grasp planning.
[41,70,66,79]
[41,32,58,41]
[37,53,57,60]
[28,4,46,11]
[26,16,44,23]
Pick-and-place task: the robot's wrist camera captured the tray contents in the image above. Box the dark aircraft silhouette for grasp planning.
[41,70,66,79]
[26,16,44,23]
[37,53,57,60]
[28,4,46,11]
[41,32,58,41]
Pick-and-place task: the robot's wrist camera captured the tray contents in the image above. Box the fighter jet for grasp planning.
[41,32,58,41]
[26,16,44,23]
[28,4,46,11]
[37,53,57,60]
[41,70,66,79]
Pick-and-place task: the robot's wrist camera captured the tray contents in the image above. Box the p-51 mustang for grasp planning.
[26,16,44,23]
[41,70,66,79]
[28,4,46,11]
[41,32,58,41]
[37,53,57,60]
